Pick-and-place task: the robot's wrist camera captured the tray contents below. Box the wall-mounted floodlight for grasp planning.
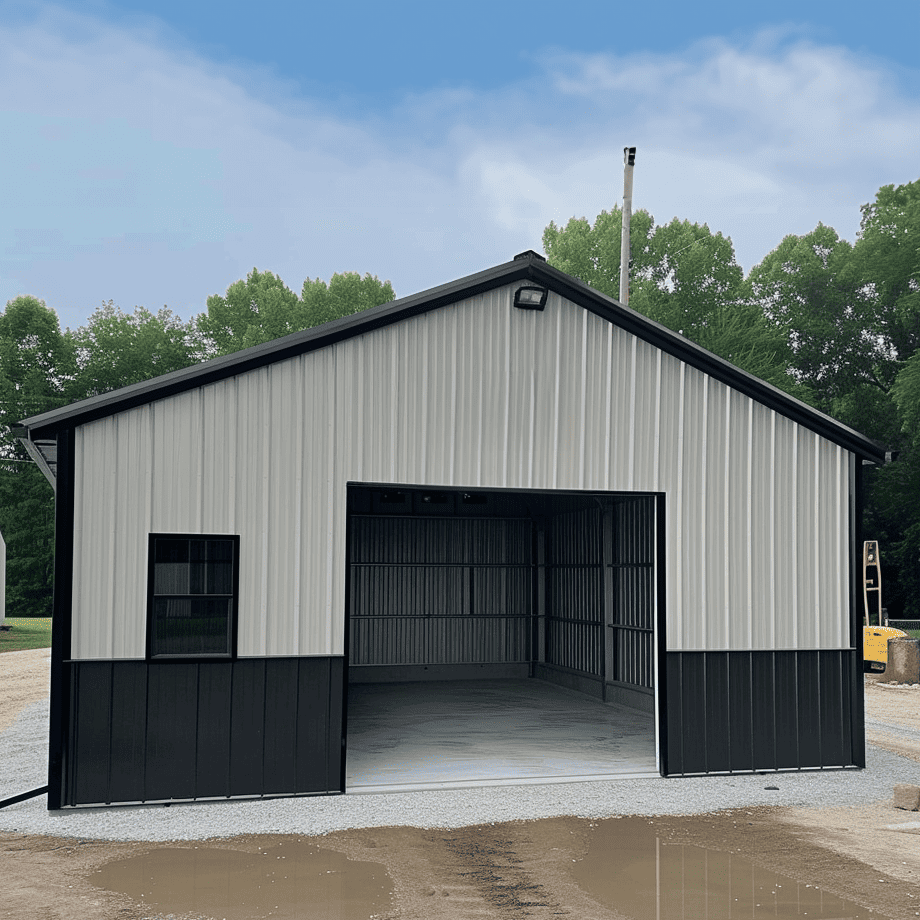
[514,286,548,310]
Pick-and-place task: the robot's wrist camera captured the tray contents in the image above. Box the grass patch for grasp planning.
[0,617,52,653]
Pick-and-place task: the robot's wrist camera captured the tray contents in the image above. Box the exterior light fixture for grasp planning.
[514,286,548,311]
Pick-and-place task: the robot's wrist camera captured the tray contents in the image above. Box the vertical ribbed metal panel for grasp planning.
[631,340,660,493]
[726,389,752,650]
[680,366,706,650]
[610,497,655,689]
[546,508,603,676]
[796,431,819,649]
[704,378,728,650]
[773,414,797,649]
[348,515,532,667]
[664,649,861,774]
[750,402,776,649]
[656,354,682,644]
[69,281,853,659]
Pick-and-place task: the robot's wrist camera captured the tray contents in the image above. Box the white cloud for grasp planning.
[0,6,918,330]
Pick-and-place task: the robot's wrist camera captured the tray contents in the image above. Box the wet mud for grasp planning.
[89,838,393,920]
[574,815,889,919]
[4,805,918,919]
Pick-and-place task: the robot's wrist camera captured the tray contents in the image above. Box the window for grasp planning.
[147,535,239,659]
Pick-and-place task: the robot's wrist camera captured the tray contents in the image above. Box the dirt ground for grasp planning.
[2,650,920,919]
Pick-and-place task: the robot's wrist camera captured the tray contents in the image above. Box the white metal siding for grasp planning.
[70,285,851,658]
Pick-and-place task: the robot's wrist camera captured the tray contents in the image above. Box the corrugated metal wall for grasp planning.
[611,497,656,689]
[545,507,604,676]
[348,515,532,666]
[70,284,850,659]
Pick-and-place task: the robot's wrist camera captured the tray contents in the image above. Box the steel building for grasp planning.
[19,250,884,808]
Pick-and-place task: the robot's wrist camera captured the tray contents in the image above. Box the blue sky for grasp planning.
[1,0,918,331]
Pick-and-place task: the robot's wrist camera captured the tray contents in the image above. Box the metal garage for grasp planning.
[18,250,885,808]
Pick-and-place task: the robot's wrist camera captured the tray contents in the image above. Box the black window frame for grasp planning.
[145,533,241,661]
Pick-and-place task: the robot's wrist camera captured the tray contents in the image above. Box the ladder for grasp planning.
[863,540,882,627]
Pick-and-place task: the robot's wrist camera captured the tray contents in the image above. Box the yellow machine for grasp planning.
[864,625,907,672]
[862,541,906,671]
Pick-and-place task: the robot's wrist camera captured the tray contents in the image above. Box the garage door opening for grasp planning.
[343,484,664,792]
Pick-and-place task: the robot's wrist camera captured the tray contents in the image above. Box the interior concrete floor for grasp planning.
[345,678,657,793]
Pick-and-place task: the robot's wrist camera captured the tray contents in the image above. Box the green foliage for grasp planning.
[0,295,74,427]
[0,465,54,616]
[67,302,198,399]
[853,180,920,360]
[749,224,895,405]
[300,272,396,329]
[543,207,654,298]
[544,210,803,397]
[891,352,920,446]
[196,268,303,356]
[0,296,71,616]
[195,268,395,357]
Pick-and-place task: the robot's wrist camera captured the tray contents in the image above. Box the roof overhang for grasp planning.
[12,428,57,491]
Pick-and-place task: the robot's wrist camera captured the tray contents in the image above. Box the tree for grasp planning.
[196,268,302,357]
[300,272,395,329]
[543,209,802,396]
[0,296,73,616]
[748,224,895,411]
[197,268,396,357]
[891,351,920,447]
[543,207,655,298]
[852,180,920,363]
[853,180,920,618]
[67,302,197,400]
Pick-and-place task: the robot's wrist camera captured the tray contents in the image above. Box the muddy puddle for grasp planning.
[89,837,393,920]
[573,816,890,919]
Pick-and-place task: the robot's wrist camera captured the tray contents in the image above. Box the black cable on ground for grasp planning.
[0,785,48,809]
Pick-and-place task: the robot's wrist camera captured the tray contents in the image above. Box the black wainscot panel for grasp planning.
[65,656,344,806]
[664,649,861,776]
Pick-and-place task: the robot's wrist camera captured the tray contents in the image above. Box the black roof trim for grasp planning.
[20,251,885,462]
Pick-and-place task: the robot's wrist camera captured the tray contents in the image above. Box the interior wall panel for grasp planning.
[70,283,852,659]
[348,514,533,668]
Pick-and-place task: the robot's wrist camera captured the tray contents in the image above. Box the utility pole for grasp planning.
[619,146,636,304]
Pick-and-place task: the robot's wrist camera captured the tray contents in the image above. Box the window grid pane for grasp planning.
[150,536,236,658]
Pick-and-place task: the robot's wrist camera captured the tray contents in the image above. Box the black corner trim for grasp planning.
[47,428,75,810]
[850,457,866,767]
[655,493,668,776]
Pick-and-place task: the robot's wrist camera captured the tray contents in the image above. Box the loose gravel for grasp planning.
[3,698,920,842]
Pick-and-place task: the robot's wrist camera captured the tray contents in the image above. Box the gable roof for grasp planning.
[19,250,886,464]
